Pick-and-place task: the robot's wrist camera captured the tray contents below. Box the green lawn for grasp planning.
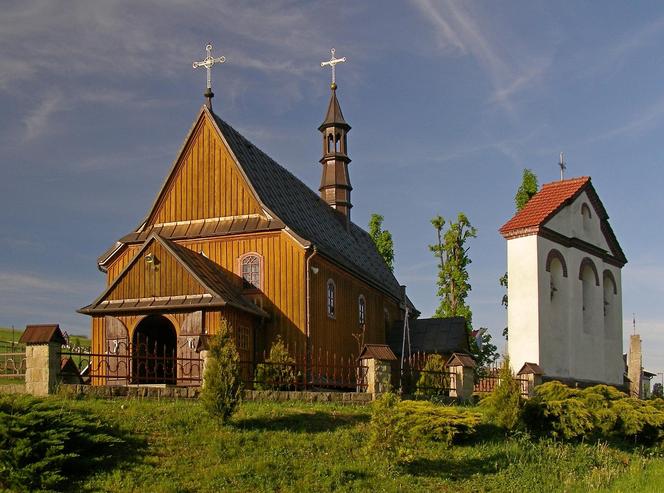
[4,395,661,492]
[0,326,91,348]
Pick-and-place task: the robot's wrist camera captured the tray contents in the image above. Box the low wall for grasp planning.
[0,384,25,394]
[58,384,374,404]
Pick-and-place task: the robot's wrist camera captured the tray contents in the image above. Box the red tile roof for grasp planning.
[499,177,590,237]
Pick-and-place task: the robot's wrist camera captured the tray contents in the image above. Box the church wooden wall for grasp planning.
[309,255,401,360]
[147,116,262,226]
[105,241,205,300]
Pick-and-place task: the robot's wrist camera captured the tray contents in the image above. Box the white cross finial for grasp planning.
[559,152,566,180]
[320,48,347,88]
[193,43,226,91]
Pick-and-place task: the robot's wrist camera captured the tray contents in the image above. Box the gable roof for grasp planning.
[499,176,627,266]
[319,88,350,130]
[500,177,590,236]
[19,324,66,345]
[388,316,470,356]
[81,234,267,317]
[100,106,404,302]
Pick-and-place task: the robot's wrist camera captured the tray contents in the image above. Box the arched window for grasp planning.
[327,279,336,318]
[581,203,592,232]
[327,134,334,153]
[579,257,599,334]
[603,270,618,339]
[358,295,366,326]
[241,254,261,290]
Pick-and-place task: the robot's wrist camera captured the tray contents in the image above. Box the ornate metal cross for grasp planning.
[320,48,346,87]
[193,43,226,91]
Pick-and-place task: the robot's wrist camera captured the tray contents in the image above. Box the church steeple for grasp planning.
[318,49,352,225]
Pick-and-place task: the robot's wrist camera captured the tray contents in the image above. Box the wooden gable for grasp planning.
[146,110,263,226]
[105,237,206,301]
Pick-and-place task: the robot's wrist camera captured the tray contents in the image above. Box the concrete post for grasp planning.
[516,362,544,398]
[448,364,474,401]
[25,342,61,396]
[365,358,392,395]
[200,349,210,387]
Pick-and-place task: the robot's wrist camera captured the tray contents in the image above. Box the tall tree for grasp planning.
[502,169,539,340]
[429,213,477,322]
[514,168,539,211]
[368,213,395,271]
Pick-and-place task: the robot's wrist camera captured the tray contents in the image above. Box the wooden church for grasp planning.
[79,48,409,385]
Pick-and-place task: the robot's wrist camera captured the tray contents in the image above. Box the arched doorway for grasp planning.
[132,315,177,384]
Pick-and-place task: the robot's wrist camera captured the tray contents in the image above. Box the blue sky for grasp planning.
[1,1,663,376]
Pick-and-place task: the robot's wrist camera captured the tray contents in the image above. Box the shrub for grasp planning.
[0,395,125,491]
[522,381,664,444]
[255,336,297,390]
[201,320,241,422]
[415,354,450,397]
[480,357,523,432]
[367,392,481,463]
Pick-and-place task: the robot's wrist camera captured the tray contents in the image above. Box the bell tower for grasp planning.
[319,48,352,225]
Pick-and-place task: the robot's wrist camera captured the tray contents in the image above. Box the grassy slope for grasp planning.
[0,326,90,347]
[37,397,663,493]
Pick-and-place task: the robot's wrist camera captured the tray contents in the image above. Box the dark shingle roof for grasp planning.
[388,316,470,356]
[19,324,66,345]
[212,113,403,301]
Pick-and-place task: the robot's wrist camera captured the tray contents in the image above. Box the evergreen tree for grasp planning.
[429,213,477,323]
[514,168,539,211]
[368,213,395,271]
[201,320,241,422]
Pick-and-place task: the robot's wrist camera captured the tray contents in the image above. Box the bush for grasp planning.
[415,354,451,397]
[522,381,664,444]
[201,320,241,422]
[480,357,523,432]
[367,392,481,463]
[255,336,297,390]
[0,395,126,491]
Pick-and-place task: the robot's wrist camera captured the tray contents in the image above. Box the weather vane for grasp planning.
[193,43,226,108]
[559,152,567,181]
[320,48,346,89]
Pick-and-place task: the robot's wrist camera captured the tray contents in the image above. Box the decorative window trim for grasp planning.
[545,249,568,278]
[238,252,263,291]
[603,269,618,295]
[358,294,366,326]
[578,257,600,286]
[326,279,336,319]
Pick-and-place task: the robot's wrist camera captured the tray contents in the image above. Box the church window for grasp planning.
[327,134,334,153]
[335,133,341,152]
[581,203,592,232]
[327,279,336,318]
[358,295,366,325]
[237,326,250,352]
[241,254,261,290]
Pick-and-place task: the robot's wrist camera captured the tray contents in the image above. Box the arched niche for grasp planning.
[546,249,568,278]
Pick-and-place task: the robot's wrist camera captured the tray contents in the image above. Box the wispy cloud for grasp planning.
[410,0,552,113]
[0,272,96,296]
[22,92,63,142]
[587,94,664,142]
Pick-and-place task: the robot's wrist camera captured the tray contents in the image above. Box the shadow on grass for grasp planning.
[404,452,509,480]
[233,410,370,433]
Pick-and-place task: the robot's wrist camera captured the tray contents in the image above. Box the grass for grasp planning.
[0,326,91,348]
[6,395,658,492]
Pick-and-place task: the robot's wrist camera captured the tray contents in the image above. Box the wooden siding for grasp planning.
[309,255,401,360]
[147,114,262,226]
[105,240,205,301]
[107,245,140,286]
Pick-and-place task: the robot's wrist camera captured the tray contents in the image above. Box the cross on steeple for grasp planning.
[320,48,346,90]
[559,152,567,180]
[193,43,226,109]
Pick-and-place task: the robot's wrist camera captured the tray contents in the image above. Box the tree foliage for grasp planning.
[471,330,499,374]
[255,336,297,390]
[368,213,395,271]
[515,168,539,211]
[201,320,242,422]
[653,383,663,399]
[415,354,450,397]
[429,213,477,322]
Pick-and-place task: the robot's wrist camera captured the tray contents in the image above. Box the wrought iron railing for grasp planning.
[399,352,457,396]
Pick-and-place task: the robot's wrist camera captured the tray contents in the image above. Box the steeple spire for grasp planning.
[318,48,352,226]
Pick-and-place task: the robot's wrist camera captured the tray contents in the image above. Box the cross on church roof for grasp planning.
[320,48,346,90]
[193,43,226,109]
[559,152,567,181]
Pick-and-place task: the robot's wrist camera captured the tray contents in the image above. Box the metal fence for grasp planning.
[0,343,26,382]
[474,367,531,397]
[240,349,368,392]
[399,352,457,396]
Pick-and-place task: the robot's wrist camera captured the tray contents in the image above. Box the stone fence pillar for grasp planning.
[446,353,476,402]
[517,362,544,398]
[196,335,211,388]
[359,344,398,396]
[19,324,67,396]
